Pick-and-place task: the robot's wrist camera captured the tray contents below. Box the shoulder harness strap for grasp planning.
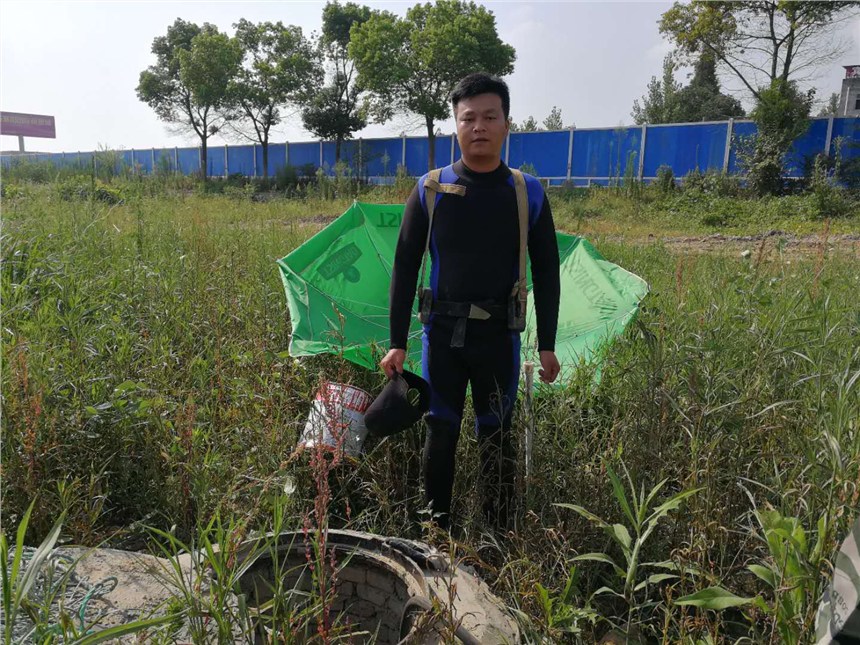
[510,168,529,314]
[419,167,465,290]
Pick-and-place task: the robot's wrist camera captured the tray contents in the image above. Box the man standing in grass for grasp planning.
[380,73,561,532]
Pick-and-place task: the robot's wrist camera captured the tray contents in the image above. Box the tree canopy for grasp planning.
[137,19,242,179]
[350,0,515,170]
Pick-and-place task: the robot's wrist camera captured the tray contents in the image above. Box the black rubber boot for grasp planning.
[422,417,461,531]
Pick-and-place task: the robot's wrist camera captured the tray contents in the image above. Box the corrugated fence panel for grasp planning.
[208,147,226,178]
[132,150,152,174]
[405,138,428,176]
[508,130,569,178]
[785,118,828,177]
[571,128,642,180]
[265,143,286,177]
[435,136,455,169]
[342,140,360,172]
[322,141,336,170]
[727,121,758,175]
[227,145,255,176]
[319,140,360,173]
[5,118,855,182]
[832,117,860,160]
[644,123,728,177]
[288,142,320,172]
[177,148,199,175]
[152,149,174,174]
[362,138,403,177]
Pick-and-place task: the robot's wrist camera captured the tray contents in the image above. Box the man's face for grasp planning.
[454,93,509,163]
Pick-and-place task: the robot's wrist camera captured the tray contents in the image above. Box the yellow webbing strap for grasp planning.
[510,169,529,301]
[419,168,465,289]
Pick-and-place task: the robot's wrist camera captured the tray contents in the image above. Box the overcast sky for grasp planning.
[2,1,858,154]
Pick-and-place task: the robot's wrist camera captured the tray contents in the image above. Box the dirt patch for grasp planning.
[606,230,860,257]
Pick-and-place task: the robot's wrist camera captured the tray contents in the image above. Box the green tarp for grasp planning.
[277,201,648,380]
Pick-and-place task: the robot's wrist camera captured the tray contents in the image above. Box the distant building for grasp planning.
[839,65,860,116]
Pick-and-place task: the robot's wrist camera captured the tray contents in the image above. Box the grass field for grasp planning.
[2,176,859,642]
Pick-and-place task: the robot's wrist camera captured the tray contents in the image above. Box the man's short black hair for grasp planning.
[450,73,510,119]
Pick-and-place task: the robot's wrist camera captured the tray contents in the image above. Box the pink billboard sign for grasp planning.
[0,111,56,138]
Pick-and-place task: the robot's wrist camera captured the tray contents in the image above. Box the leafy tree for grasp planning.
[632,54,681,124]
[542,106,565,131]
[673,53,745,122]
[227,20,321,178]
[743,79,814,195]
[137,19,242,180]
[510,116,539,132]
[817,92,841,117]
[659,1,859,100]
[302,2,371,163]
[350,0,515,171]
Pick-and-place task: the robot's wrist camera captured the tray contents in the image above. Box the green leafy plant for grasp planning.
[557,464,701,636]
[745,509,830,644]
[2,501,65,644]
[535,566,598,638]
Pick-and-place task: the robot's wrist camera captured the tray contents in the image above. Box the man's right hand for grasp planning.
[380,349,406,378]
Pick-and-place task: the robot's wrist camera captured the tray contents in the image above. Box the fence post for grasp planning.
[253,143,258,177]
[825,116,834,156]
[358,137,363,178]
[723,118,734,173]
[224,144,228,178]
[638,125,647,180]
[567,126,575,181]
[319,141,323,171]
[505,130,510,166]
[450,133,455,165]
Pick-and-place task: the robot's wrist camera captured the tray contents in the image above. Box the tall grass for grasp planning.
[2,180,858,641]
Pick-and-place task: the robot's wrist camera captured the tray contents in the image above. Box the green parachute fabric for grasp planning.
[277,201,648,381]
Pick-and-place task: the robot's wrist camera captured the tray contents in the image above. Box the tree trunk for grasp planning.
[200,136,208,181]
[426,116,436,171]
[335,138,342,163]
[262,141,269,180]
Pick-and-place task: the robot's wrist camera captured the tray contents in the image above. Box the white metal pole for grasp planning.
[450,133,455,165]
[505,131,510,165]
[638,125,647,180]
[567,126,575,181]
[224,144,228,178]
[825,116,834,156]
[401,135,406,168]
[523,361,535,489]
[723,118,734,173]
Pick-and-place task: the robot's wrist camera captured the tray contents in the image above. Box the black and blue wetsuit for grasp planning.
[389,159,560,529]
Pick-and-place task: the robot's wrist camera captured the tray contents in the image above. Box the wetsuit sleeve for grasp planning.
[528,194,560,352]
[389,185,428,350]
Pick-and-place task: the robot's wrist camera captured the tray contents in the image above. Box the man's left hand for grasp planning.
[538,351,560,383]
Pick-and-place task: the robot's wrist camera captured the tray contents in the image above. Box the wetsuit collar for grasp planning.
[453,158,511,185]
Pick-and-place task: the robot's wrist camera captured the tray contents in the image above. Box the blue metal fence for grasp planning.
[3,117,858,184]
